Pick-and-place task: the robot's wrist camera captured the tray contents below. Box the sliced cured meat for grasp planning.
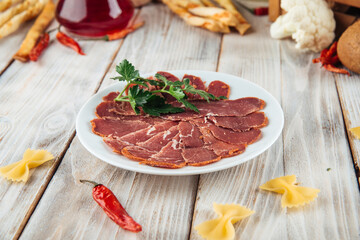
[91,118,150,138]
[162,97,265,121]
[156,71,180,82]
[121,125,179,162]
[183,74,206,90]
[122,146,156,162]
[178,121,203,148]
[206,80,230,98]
[194,120,245,157]
[206,122,262,145]
[120,121,177,146]
[103,92,120,101]
[207,112,268,132]
[96,101,135,118]
[103,121,178,154]
[145,135,186,168]
[137,125,179,150]
[182,148,221,166]
[183,74,206,100]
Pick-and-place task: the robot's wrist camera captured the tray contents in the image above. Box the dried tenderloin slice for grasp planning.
[206,80,230,98]
[182,147,221,166]
[102,91,120,102]
[145,135,186,168]
[103,121,178,154]
[91,118,150,138]
[96,101,135,118]
[207,122,262,145]
[121,125,179,162]
[162,97,265,121]
[194,120,245,157]
[207,112,268,132]
[178,121,203,148]
[182,74,206,100]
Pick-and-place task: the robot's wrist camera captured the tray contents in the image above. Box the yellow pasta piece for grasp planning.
[195,203,254,240]
[0,149,54,182]
[349,126,360,140]
[260,175,320,208]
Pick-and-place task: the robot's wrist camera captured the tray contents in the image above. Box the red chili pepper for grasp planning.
[326,41,337,58]
[323,64,350,76]
[80,180,142,232]
[105,22,144,41]
[29,33,50,61]
[56,31,85,55]
[253,7,268,16]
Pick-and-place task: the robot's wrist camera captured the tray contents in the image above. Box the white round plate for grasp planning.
[76,70,284,176]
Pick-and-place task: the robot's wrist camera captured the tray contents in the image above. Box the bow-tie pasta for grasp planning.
[350,127,360,140]
[260,175,320,208]
[195,203,254,240]
[0,149,54,182]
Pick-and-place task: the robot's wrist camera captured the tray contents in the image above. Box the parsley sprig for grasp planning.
[111,59,225,116]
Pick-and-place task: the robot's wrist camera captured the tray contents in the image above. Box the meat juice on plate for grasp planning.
[56,0,134,37]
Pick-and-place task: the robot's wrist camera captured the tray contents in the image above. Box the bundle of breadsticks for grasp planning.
[162,0,251,34]
[0,0,55,61]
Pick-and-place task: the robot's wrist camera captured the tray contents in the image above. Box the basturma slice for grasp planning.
[91,118,150,138]
[183,74,206,100]
[102,92,120,101]
[207,112,268,132]
[96,101,135,118]
[121,125,179,162]
[178,121,203,148]
[162,97,265,121]
[206,122,261,145]
[206,80,230,98]
[182,147,221,166]
[103,121,179,154]
[194,120,246,157]
[145,134,186,168]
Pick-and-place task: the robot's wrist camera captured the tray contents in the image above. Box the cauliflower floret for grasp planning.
[270,0,335,52]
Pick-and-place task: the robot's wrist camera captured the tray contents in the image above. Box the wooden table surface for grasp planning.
[0,4,359,240]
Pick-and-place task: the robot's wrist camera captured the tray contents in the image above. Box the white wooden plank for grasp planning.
[191,11,360,240]
[190,12,286,240]
[20,4,222,239]
[0,23,123,239]
[280,41,360,239]
[335,74,360,185]
[0,21,32,73]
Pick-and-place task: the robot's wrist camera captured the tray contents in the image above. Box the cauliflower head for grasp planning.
[270,0,335,52]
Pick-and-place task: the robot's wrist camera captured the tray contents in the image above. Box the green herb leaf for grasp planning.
[115,59,140,82]
[179,99,199,113]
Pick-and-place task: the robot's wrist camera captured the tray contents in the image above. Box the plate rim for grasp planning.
[76,70,284,176]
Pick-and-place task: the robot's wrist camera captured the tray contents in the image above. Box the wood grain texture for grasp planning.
[20,3,222,239]
[280,40,360,240]
[190,13,286,240]
[335,74,360,185]
[190,12,360,240]
[0,21,31,74]
[0,27,123,239]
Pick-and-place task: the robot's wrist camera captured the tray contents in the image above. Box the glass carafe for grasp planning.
[56,0,134,37]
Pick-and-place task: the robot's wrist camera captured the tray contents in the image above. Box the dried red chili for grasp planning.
[29,33,50,61]
[323,64,350,76]
[56,31,85,55]
[104,22,145,41]
[312,41,350,76]
[253,7,268,16]
[80,180,142,232]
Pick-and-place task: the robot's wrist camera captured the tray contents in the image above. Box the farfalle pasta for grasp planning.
[195,203,254,240]
[260,175,320,208]
[350,127,360,140]
[0,149,54,182]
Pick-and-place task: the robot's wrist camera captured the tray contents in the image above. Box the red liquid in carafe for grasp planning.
[56,0,134,37]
